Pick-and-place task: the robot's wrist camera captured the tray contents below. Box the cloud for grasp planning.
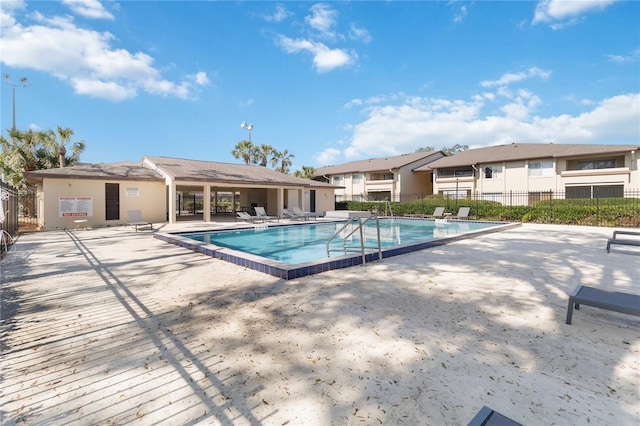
[481,67,551,88]
[277,35,354,73]
[349,23,372,43]
[533,0,618,28]
[453,5,468,24]
[0,3,209,101]
[315,88,639,165]
[305,3,338,39]
[263,4,291,23]
[607,49,640,64]
[62,0,114,20]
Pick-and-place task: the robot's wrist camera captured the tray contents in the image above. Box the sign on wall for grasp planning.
[126,186,140,196]
[59,197,93,217]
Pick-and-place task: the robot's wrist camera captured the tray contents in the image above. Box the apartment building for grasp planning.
[419,143,639,202]
[315,151,445,202]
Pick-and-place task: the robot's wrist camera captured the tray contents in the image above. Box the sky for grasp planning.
[1,0,639,173]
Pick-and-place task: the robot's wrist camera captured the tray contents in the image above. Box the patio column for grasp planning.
[168,182,177,224]
[203,185,211,222]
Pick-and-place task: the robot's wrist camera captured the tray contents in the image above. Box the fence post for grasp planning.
[596,196,599,226]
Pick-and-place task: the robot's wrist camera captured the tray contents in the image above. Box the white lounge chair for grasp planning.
[282,208,303,220]
[292,206,317,220]
[254,206,277,221]
[237,211,262,223]
[126,210,153,231]
[425,206,445,218]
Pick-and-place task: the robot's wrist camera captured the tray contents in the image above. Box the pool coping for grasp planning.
[154,219,522,280]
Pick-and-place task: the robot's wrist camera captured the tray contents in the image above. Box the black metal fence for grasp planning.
[336,190,640,228]
[1,181,19,254]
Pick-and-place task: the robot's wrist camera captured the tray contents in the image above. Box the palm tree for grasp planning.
[231,140,255,165]
[48,126,85,167]
[272,149,295,174]
[0,129,48,186]
[256,144,276,167]
[293,165,316,179]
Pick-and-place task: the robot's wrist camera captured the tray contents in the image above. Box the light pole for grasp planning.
[3,74,30,131]
[240,121,254,142]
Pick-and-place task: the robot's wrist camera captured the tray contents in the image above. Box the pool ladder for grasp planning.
[326,214,382,265]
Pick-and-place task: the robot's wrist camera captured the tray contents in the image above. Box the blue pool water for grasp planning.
[181,218,501,265]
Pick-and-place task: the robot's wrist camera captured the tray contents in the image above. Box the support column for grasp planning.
[203,185,211,222]
[277,187,284,217]
[168,181,176,224]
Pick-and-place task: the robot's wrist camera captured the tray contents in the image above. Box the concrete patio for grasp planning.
[1,222,638,425]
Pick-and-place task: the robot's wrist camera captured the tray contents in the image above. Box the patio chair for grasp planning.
[425,206,445,218]
[237,211,262,223]
[451,207,471,220]
[126,210,153,231]
[467,406,522,426]
[254,206,278,221]
[606,229,640,253]
[566,284,640,324]
[283,208,304,220]
[292,206,317,220]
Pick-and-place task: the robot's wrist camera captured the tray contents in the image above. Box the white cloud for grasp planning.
[305,3,338,39]
[453,5,468,24]
[264,4,291,23]
[62,0,114,20]
[533,0,618,28]
[607,49,640,64]
[277,35,354,73]
[0,5,208,101]
[349,23,371,43]
[481,67,551,88]
[315,92,639,165]
[313,148,342,167]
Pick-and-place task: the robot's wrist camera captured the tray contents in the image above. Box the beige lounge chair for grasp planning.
[426,207,445,218]
[283,208,303,220]
[237,211,262,223]
[254,206,277,221]
[292,206,317,220]
[451,207,471,220]
[126,210,153,231]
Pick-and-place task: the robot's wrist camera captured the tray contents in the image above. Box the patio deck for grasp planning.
[1,222,638,425]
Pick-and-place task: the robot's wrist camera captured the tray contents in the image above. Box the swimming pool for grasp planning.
[155,217,520,279]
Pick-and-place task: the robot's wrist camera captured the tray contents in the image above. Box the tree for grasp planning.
[255,144,276,167]
[48,126,85,168]
[442,144,468,156]
[272,149,294,174]
[294,166,316,179]
[231,140,255,165]
[415,146,435,152]
[0,127,85,187]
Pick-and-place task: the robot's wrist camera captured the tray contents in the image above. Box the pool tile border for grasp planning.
[154,220,521,280]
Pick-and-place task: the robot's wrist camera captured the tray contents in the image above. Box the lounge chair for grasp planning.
[292,206,317,220]
[451,207,471,220]
[237,211,262,223]
[566,284,640,324]
[254,206,278,222]
[283,208,303,220]
[126,210,153,231]
[467,406,522,426]
[606,230,640,253]
[425,206,445,218]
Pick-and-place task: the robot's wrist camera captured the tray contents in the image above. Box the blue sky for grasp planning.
[1,0,638,173]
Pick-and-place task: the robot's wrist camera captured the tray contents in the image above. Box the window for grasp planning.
[483,165,502,180]
[333,176,343,185]
[529,161,554,177]
[352,174,363,184]
[570,157,620,171]
[566,185,624,199]
[438,168,473,178]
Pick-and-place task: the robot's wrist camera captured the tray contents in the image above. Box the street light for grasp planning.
[240,121,254,142]
[3,74,30,130]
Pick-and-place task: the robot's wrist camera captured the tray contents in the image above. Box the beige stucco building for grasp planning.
[420,143,640,203]
[25,156,337,231]
[314,151,444,202]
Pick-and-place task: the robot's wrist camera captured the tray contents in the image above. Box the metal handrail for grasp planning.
[326,214,382,264]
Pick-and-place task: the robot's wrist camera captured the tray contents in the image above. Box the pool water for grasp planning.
[182,218,499,265]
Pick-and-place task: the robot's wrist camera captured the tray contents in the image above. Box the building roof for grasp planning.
[24,162,164,183]
[143,156,336,188]
[315,151,442,176]
[417,143,640,170]
[25,156,338,189]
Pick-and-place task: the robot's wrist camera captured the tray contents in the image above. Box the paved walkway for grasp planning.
[1,223,638,425]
